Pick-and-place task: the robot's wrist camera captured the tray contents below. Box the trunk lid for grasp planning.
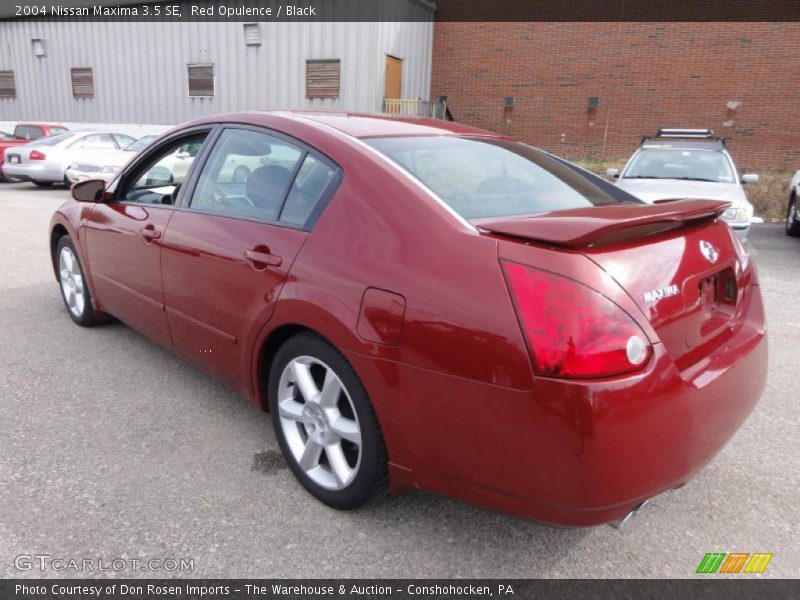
[481,200,752,369]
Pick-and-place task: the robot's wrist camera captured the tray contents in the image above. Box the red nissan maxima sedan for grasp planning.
[50,112,767,527]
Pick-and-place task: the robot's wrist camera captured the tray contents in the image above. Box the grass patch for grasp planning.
[573,159,794,222]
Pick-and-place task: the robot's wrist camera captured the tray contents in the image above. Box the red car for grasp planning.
[50,112,767,527]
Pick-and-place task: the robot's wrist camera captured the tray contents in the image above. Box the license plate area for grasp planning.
[8,155,20,164]
[686,267,738,345]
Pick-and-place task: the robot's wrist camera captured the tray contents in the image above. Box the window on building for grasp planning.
[306,59,340,99]
[0,70,16,98]
[70,67,95,99]
[188,64,215,97]
[243,23,261,46]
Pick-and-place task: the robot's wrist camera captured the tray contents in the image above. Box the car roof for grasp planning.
[639,140,726,152]
[185,110,503,140]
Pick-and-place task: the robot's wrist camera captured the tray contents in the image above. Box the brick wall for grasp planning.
[431,22,800,171]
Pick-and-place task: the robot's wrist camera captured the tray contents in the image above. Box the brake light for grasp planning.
[29,150,46,160]
[503,262,651,378]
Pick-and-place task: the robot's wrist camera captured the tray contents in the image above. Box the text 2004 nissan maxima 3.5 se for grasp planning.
[50,112,767,527]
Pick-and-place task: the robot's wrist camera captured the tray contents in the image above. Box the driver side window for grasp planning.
[119,133,208,205]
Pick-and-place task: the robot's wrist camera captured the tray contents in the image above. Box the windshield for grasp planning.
[126,135,158,152]
[30,132,75,147]
[623,148,735,183]
[365,136,632,219]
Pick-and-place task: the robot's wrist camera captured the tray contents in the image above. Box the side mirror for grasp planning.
[606,168,619,178]
[71,179,106,203]
[741,173,758,184]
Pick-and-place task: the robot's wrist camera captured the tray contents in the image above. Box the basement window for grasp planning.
[188,64,215,97]
[306,59,340,99]
[70,67,94,99]
[0,71,16,98]
[243,23,261,46]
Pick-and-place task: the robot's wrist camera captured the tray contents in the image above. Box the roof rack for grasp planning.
[640,128,726,146]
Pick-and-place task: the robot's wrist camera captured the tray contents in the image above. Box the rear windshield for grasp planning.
[623,148,735,183]
[365,136,633,219]
[30,132,75,147]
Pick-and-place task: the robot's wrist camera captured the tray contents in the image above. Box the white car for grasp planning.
[2,131,137,187]
[608,129,758,241]
[786,170,800,237]
[65,134,159,184]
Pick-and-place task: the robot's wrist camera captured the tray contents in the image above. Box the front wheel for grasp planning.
[56,236,102,326]
[268,333,388,509]
[787,194,800,237]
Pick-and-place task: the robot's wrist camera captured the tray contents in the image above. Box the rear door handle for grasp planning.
[140,226,161,241]
[244,249,282,268]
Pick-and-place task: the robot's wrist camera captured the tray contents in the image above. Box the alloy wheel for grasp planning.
[788,202,797,232]
[277,356,362,490]
[59,246,85,317]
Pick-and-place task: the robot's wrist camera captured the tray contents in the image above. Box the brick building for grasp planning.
[431,22,800,171]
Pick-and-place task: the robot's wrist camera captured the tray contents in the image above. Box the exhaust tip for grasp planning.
[609,499,650,530]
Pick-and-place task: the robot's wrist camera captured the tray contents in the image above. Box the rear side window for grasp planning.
[366,136,630,220]
[280,155,338,227]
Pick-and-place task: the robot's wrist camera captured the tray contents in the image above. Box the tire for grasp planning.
[786,194,800,237]
[33,181,54,187]
[56,236,102,326]
[63,175,72,189]
[232,165,250,183]
[268,332,388,510]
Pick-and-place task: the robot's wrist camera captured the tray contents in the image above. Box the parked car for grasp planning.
[0,122,69,181]
[50,112,766,527]
[3,131,137,187]
[786,170,800,237]
[65,134,159,184]
[607,129,758,241]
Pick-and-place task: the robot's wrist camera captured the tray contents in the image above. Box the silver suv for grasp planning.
[608,129,757,241]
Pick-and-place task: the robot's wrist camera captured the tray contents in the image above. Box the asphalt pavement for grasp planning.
[1,182,798,578]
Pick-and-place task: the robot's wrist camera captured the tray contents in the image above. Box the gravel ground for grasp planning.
[1,182,798,578]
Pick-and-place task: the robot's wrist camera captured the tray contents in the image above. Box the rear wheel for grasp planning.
[268,333,388,509]
[56,236,101,326]
[787,194,800,237]
[33,181,53,187]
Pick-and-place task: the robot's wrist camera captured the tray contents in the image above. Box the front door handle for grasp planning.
[244,248,282,268]
[140,226,161,241]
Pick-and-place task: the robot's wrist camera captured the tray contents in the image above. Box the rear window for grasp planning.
[14,125,45,140]
[365,136,632,219]
[30,132,75,146]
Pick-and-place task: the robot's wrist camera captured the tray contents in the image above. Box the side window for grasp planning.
[280,155,338,227]
[70,133,116,150]
[190,128,303,221]
[113,134,137,149]
[118,133,208,205]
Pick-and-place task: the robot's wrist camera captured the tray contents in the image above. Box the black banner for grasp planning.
[1,579,799,600]
[1,0,799,22]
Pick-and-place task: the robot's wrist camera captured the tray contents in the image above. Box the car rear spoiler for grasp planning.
[476,199,731,249]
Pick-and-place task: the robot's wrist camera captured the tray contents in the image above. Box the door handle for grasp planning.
[140,226,161,241]
[244,249,282,268]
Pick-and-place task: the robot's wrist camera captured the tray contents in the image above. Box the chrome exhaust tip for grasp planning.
[609,500,650,530]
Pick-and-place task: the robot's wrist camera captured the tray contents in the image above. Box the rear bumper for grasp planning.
[2,162,63,182]
[349,284,767,527]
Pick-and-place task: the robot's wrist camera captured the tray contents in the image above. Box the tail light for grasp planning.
[29,150,46,160]
[503,262,651,378]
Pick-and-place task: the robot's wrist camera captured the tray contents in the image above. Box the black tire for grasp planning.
[55,235,102,327]
[63,175,72,189]
[268,332,388,510]
[787,194,800,237]
[33,181,54,187]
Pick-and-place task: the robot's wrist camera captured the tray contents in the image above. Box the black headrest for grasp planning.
[246,165,292,210]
